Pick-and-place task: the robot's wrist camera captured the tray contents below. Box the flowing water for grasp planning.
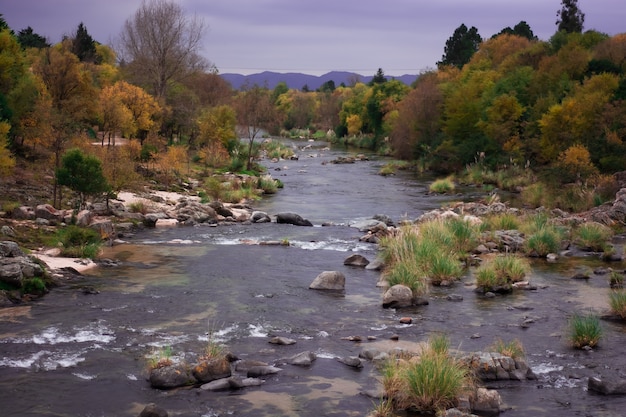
[1,139,626,417]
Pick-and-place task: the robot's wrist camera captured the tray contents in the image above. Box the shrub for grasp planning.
[22,277,46,296]
[257,175,278,194]
[609,290,626,319]
[574,222,613,252]
[128,201,150,215]
[429,176,455,194]
[569,313,602,349]
[54,225,102,258]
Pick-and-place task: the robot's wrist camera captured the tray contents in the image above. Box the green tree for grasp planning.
[71,23,99,63]
[438,24,482,69]
[56,148,110,207]
[556,0,585,33]
[494,21,536,40]
[16,27,50,49]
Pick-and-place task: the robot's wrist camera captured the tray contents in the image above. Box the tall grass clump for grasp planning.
[490,338,525,359]
[569,313,602,349]
[475,255,530,293]
[445,217,479,255]
[429,176,455,194]
[609,290,626,319]
[257,175,279,194]
[381,335,471,414]
[521,213,565,257]
[574,222,613,252]
[482,212,520,231]
[54,225,102,258]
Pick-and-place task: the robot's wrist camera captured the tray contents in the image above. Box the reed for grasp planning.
[609,290,626,319]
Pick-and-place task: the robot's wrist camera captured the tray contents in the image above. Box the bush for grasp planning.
[569,313,602,349]
[609,290,626,319]
[22,277,46,296]
[54,225,102,258]
[574,222,613,252]
[429,176,455,194]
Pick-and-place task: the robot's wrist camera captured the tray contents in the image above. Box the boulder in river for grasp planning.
[149,364,196,389]
[309,271,345,290]
[192,357,232,383]
[139,403,168,417]
[382,284,414,308]
[588,375,626,395]
[276,212,313,226]
[344,254,369,267]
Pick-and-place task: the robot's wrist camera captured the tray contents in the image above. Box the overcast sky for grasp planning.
[3,0,625,76]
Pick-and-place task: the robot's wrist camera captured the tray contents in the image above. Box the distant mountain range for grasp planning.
[219,71,419,90]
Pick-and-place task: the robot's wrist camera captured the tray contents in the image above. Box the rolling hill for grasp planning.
[219,71,418,90]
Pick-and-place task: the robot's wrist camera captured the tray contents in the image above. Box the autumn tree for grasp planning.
[556,0,585,33]
[195,105,236,168]
[0,121,15,175]
[118,0,208,100]
[234,84,279,170]
[390,71,445,166]
[31,42,98,206]
[438,24,482,69]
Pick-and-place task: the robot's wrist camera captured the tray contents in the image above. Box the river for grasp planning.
[1,139,626,417]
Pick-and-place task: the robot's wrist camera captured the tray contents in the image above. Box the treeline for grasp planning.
[0,0,625,211]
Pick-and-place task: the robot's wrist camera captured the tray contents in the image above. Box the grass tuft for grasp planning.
[429,176,455,194]
[569,313,602,349]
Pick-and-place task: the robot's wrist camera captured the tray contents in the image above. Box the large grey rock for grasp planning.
[247,365,282,377]
[143,212,169,227]
[382,284,414,308]
[588,375,626,395]
[12,206,35,220]
[149,364,196,389]
[90,219,115,240]
[139,403,168,417]
[462,352,535,381]
[470,388,503,414]
[192,357,231,383]
[35,204,64,223]
[288,351,317,366]
[276,212,313,226]
[0,241,24,257]
[251,211,271,223]
[309,271,345,290]
[344,254,369,267]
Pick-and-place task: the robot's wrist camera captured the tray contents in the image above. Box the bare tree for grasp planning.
[118,0,208,100]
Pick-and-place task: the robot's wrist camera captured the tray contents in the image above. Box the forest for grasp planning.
[0,0,625,212]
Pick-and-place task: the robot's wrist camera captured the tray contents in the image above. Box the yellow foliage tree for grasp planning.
[0,121,15,176]
[556,144,598,183]
[346,114,362,136]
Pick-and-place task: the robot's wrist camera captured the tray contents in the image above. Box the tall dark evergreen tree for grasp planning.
[370,68,387,85]
[438,24,482,69]
[71,22,99,63]
[17,27,50,49]
[556,0,585,33]
[494,21,536,40]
